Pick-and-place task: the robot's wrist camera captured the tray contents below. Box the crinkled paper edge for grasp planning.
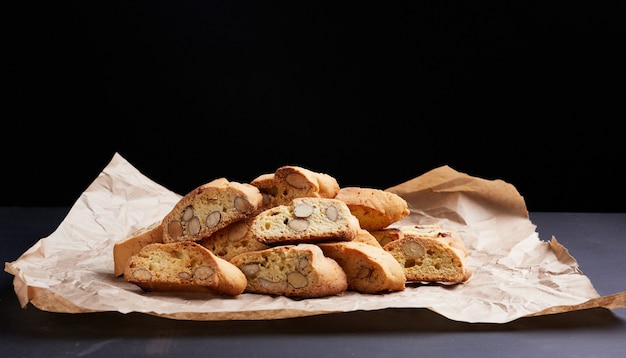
[5,153,626,323]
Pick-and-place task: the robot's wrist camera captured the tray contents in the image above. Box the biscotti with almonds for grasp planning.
[334,187,410,231]
[113,220,163,277]
[198,217,270,261]
[380,225,472,284]
[124,241,247,296]
[229,243,348,297]
[162,177,264,243]
[250,165,340,210]
[250,197,361,245]
[371,225,468,255]
[317,241,406,294]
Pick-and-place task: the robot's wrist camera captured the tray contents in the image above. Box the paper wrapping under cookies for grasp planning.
[5,153,626,323]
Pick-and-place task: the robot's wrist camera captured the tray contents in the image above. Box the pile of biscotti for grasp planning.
[113,165,472,298]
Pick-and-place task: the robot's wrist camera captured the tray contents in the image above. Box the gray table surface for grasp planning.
[1,207,625,358]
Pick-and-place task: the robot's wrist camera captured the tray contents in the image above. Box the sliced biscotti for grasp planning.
[250,165,340,210]
[124,241,247,296]
[380,225,472,284]
[334,187,410,231]
[369,227,402,247]
[250,197,361,245]
[371,225,467,255]
[113,220,163,277]
[198,217,270,262]
[162,177,264,243]
[317,241,406,294]
[352,228,383,248]
[229,243,348,298]
[248,173,276,209]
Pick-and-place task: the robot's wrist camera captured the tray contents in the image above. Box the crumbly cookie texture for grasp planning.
[124,241,248,296]
[380,225,472,284]
[251,165,340,210]
[317,241,406,294]
[250,197,361,245]
[334,187,410,231]
[161,177,264,243]
[198,217,270,262]
[229,243,348,297]
[113,220,163,277]
[371,225,467,254]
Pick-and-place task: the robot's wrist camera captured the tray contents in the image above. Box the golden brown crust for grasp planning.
[371,225,467,255]
[161,178,264,243]
[369,227,403,247]
[229,244,348,297]
[250,166,340,210]
[381,225,472,284]
[124,241,247,296]
[334,187,409,231]
[248,173,277,209]
[113,221,163,277]
[317,241,406,293]
[352,228,383,248]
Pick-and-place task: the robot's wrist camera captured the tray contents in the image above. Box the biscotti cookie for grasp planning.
[198,217,270,261]
[369,227,402,247]
[334,187,410,231]
[162,177,264,243]
[371,225,467,254]
[113,220,163,277]
[124,241,247,296]
[250,165,340,209]
[317,241,406,294]
[229,243,348,298]
[352,228,383,248]
[381,225,472,284]
[250,197,361,245]
[248,173,276,208]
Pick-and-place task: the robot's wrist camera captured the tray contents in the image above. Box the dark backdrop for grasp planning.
[5,2,625,212]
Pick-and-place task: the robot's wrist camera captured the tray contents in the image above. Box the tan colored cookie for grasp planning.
[113,220,163,277]
[334,187,409,231]
[381,225,472,284]
[230,243,348,297]
[352,228,383,248]
[124,241,247,296]
[250,197,360,245]
[162,178,264,243]
[371,225,467,255]
[251,165,340,209]
[317,241,406,294]
[198,217,270,262]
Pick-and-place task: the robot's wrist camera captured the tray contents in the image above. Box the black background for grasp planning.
[4,2,625,212]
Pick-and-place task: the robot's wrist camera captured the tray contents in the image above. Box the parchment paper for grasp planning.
[5,153,626,323]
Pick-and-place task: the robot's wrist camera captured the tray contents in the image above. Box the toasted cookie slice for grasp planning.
[250,165,340,210]
[371,225,467,254]
[230,243,348,298]
[334,187,410,231]
[248,173,276,209]
[352,228,383,248]
[113,220,163,277]
[124,241,247,296]
[250,197,360,245]
[317,241,406,294]
[381,225,472,284]
[162,178,264,243]
[198,217,270,262]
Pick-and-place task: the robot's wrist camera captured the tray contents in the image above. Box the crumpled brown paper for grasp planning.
[5,153,626,323]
